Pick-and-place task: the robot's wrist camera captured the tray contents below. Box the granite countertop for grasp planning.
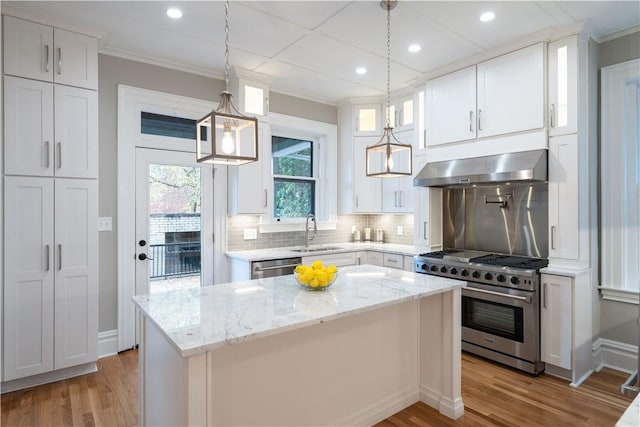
[226,242,420,262]
[132,265,464,357]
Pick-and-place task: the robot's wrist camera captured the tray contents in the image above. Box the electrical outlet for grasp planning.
[351,225,357,233]
[244,228,258,240]
[98,217,112,232]
[397,226,403,236]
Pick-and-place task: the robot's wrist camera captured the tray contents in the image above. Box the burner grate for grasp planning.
[418,249,460,258]
[471,254,548,270]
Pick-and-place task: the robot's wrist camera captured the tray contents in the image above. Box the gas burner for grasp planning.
[471,254,549,270]
[418,249,460,258]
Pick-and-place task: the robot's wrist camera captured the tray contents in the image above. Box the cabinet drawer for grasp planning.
[366,251,384,266]
[383,253,404,269]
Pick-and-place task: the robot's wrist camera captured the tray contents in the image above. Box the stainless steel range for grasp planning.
[414,249,548,375]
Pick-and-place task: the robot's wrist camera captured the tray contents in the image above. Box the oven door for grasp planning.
[462,283,539,362]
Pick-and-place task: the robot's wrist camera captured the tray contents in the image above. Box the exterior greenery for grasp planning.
[272,136,315,218]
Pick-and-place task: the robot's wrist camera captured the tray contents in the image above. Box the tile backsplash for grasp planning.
[227,214,414,251]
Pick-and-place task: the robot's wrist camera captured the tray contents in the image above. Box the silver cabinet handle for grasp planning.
[57,142,62,168]
[58,244,62,270]
[543,282,548,308]
[45,244,50,271]
[44,141,50,168]
[423,221,428,241]
[394,191,398,207]
[57,47,62,75]
[263,189,268,208]
[550,104,556,128]
[423,130,427,148]
[478,109,483,131]
[356,256,361,265]
[45,45,50,72]
[551,225,557,250]
[355,196,359,209]
[398,191,403,207]
[469,110,474,132]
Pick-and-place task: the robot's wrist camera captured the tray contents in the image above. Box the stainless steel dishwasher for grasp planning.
[251,258,302,279]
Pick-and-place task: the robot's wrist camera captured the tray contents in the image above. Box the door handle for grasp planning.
[394,191,398,207]
[477,109,483,131]
[57,142,62,169]
[423,221,428,241]
[45,244,50,271]
[58,244,62,270]
[255,263,299,271]
[264,189,268,208]
[543,282,548,308]
[551,226,557,250]
[550,104,556,128]
[138,253,153,261]
[44,141,50,168]
[469,110,474,132]
[57,47,62,75]
[465,287,531,303]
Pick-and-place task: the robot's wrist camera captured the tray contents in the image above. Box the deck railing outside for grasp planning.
[149,242,201,279]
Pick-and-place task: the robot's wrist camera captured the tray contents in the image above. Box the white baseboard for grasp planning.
[420,384,465,419]
[593,338,638,374]
[1,362,97,393]
[331,385,418,427]
[98,329,118,359]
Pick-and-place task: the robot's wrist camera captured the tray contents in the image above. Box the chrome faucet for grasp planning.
[304,213,317,248]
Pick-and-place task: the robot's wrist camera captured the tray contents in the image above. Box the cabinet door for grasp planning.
[548,36,578,136]
[366,251,384,266]
[53,28,98,90]
[54,85,99,178]
[4,76,55,176]
[476,43,544,138]
[3,177,55,381]
[228,123,271,214]
[3,16,54,82]
[549,135,579,260]
[382,130,414,213]
[354,139,382,212]
[541,274,572,370]
[425,66,476,146]
[302,252,357,267]
[354,104,382,137]
[54,179,98,369]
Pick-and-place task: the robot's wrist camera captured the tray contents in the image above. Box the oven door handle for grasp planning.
[465,287,532,304]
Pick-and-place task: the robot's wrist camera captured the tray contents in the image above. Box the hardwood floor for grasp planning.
[1,350,633,426]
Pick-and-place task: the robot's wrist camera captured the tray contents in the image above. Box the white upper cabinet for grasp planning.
[353,138,382,213]
[425,66,476,146]
[476,43,544,138]
[228,123,272,214]
[425,43,544,147]
[548,36,579,136]
[354,104,382,137]
[548,134,579,260]
[386,94,414,132]
[3,16,98,90]
[4,76,98,178]
[381,130,414,213]
[4,76,54,176]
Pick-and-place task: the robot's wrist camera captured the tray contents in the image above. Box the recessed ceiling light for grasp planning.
[167,8,182,19]
[356,67,367,75]
[408,44,421,53]
[480,12,495,22]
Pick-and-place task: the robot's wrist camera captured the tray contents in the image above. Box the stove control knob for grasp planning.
[510,276,520,285]
[472,271,481,279]
[450,268,458,275]
[440,266,448,273]
[497,274,506,282]
[430,265,438,272]
[461,269,469,277]
[421,264,428,271]
[484,272,493,280]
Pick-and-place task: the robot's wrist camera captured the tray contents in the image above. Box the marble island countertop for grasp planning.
[226,242,420,262]
[132,265,464,357]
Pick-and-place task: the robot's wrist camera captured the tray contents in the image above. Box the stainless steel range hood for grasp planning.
[414,149,547,187]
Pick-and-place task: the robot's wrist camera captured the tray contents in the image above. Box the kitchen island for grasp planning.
[132,265,465,426]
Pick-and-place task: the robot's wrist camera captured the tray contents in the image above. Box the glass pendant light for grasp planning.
[366,0,412,177]
[196,0,258,165]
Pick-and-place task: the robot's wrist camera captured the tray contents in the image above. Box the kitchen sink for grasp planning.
[290,246,344,253]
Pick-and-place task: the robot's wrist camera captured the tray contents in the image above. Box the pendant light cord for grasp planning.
[386,2,391,129]
[224,0,230,92]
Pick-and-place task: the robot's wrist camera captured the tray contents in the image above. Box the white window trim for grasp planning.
[599,58,640,304]
[259,112,337,233]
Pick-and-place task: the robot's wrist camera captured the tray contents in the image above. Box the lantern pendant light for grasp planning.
[196,0,258,165]
[366,0,412,177]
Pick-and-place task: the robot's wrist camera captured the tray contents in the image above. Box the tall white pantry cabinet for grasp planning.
[2,15,99,389]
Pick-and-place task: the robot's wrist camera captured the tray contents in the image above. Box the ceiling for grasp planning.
[4,1,639,105]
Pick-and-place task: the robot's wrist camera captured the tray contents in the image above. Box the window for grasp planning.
[272,136,316,218]
[141,111,207,141]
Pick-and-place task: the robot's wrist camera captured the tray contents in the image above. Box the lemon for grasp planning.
[295,265,307,274]
[327,264,337,273]
[312,260,324,270]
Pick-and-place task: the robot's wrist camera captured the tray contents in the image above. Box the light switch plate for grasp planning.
[98,217,112,232]
[397,226,403,236]
[244,228,258,240]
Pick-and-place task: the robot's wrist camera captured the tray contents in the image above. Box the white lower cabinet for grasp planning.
[366,251,384,267]
[541,274,572,370]
[383,252,403,269]
[302,252,356,268]
[3,176,98,381]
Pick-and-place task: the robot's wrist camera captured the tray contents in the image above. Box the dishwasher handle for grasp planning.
[254,263,299,272]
